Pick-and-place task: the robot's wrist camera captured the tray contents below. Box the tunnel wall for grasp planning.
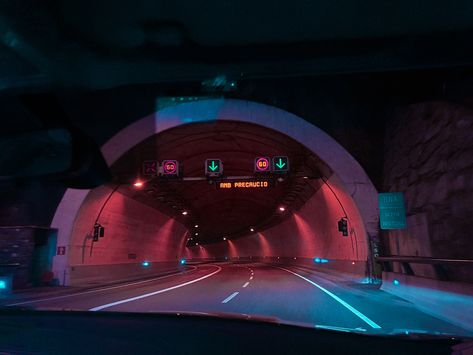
[186,175,368,276]
[61,186,188,285]
[382,101,473,283]
[52,99,378,284]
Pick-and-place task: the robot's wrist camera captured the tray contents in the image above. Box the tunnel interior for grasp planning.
[65,118,369,285]
[111,121,329,244]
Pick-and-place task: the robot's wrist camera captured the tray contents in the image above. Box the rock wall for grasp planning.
[0,227,56,289]
[382,101,473,282]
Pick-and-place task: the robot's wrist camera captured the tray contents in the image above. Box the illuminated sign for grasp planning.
[143,160,158,176]
[205,158,223,177]
[273,156,289,173]
[217,180,274,189]
[162,160,179,175]
[378,192,407,229]
[254,157,271,173]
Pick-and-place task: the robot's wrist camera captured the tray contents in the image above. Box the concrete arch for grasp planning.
[51,99,378,284]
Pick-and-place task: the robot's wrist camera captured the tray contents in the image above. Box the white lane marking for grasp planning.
[278,267,382,329]
[89,266,222,311]
[242,282,250,288]
[249,276,253,280]
[7,266,198,306]
[315,325,367,333]
[222,292,239,304]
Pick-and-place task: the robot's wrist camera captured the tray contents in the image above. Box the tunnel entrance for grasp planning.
[111,121,329,244]
[51,99,378,286]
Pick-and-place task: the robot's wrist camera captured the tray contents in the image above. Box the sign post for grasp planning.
[378,192,407,229]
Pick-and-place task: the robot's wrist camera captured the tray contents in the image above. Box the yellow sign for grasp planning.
[218,180,273,189]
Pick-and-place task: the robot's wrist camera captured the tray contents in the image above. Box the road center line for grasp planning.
[89,266,222,311]
[277,267,382,329]
[242,282,250,288]
[222,292,239,303]
[7,266,199,306]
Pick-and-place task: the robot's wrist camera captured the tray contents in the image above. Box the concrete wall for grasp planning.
[61,185,188,285]
[69,262,190,287]
[186,175,369,275]
[382,101,473,282]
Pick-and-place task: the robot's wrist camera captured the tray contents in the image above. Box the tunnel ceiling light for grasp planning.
[195,233,198,236]
[133,180,144,188]
[195,225,199,228]
[196,242,199,246]
[303,176,309,179]
[250,228,254,232]
[182,211,188,215]
[279,206,286,212]
[223,237,227,241]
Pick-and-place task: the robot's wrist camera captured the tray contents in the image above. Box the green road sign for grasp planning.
[273,156,289,173]
[378,192,407,229]
[205,159,223,177]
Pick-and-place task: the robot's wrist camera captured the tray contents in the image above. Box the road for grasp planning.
[4,262,470,336]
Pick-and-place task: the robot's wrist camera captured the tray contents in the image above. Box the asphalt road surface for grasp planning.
[4,263,470,336]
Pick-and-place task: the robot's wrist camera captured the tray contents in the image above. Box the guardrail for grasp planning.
[376,256,473,281]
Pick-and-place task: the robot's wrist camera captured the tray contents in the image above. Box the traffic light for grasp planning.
[338,218,348,236]
[205,159,223,177]
[272,156,289,173]
[93,223,100,241]
[93,223,105,241]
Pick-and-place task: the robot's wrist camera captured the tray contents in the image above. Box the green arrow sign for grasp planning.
[205,159,222,176]
[273,156,289,172]
[208,160,218,171]
[275,158,286,169]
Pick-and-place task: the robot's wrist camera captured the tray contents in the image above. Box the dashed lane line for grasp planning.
[222,292,239,304]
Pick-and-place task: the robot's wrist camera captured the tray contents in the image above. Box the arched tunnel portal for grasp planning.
[51,99,378,285]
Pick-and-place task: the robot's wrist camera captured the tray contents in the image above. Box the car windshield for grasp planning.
[1,0,473,343]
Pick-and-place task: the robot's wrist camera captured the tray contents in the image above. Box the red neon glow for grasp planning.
[257,232,272,257]
[227,239,238,258]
